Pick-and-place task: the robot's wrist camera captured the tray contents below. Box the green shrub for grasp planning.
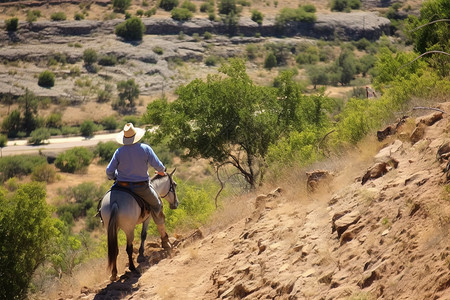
[181,0,196,12]
[97,84,113,103]
[275,6,316,27]
[83,48,97,65]
[115,17,145,41]
[61,126,79,135]
[205,55,219,66]
[50,12,67,21]
[38,70,55,88]
[55,147,94,173]
[136,9,144,16]
[0,134,7,148]
[251,9,263,24]
[31,163,57,183]
[98,54,117,66]
[171,7,193,21]
[28,127,50,145]
[203,31,212,39]
[74,12,85,20]
[80,120,96,138]
[0,183,55,300]
[303,4,316,12]
[5,17,18,31]
[0,155,47,182]
[200,2,210,12]
[26,10,41,22]
[153,46,164,54]
[264,52,277,69]
[144,8,157,17]
[101,116,118,130]
[159,0,179,11]
[46,113,62,129]
[219,0,237,15]
[112,0,131,13]
[331,0,360,12]
[95,141,119,163]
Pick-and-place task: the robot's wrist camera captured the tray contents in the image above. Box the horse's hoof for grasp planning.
[129,265,136,272]
[110,275,118,281]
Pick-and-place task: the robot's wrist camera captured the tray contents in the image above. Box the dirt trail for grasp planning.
[61,103,450,300]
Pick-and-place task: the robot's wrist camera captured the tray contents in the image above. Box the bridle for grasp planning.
[160,173,176,199]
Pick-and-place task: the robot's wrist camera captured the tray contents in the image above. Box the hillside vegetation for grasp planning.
[0,0,448,299]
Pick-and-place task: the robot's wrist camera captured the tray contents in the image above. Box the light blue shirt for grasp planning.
[106,143,165,182]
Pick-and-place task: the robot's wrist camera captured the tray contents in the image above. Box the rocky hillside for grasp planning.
[53,104,450,300]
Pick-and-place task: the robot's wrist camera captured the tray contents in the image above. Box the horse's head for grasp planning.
[152,168,179,209]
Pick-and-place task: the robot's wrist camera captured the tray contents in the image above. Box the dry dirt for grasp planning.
[34,102,450,300]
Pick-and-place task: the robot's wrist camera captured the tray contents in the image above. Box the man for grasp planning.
[106,122,171,249]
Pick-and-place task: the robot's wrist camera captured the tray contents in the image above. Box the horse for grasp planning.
[100,169,178,281]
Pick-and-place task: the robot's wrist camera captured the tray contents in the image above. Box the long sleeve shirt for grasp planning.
[106,143,165,182]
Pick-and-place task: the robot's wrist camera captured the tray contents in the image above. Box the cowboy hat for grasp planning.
[116,123,146,145]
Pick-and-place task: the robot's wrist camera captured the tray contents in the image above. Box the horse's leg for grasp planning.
[107,203,119,281]
[137,218,150,263]
[125,230,136,272]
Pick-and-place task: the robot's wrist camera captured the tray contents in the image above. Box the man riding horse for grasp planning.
[106,122,172,249]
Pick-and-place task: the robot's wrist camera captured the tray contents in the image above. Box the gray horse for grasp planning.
[100,169,178,281]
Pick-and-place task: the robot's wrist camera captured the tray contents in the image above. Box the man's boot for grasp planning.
[161,233,172,249]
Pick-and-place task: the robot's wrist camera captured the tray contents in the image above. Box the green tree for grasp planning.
[115,17,145,41]
[117,78,140,107]
[95,141,119,163]
[28,127,50,145]
[171,7,193,21]
[159,0,179,11]
[0,134,7,157]
[264,52,277,69]
[55,147,94,173]
[0,182,56,300]
[307,65,329,89]
[19,89,39,135]
[335,49,357,85]
[38,70,55,88]
[219,0,236,15]
[112,0,131,13]
[251,9,263,25]
[1,110,21,138]
[80,120,96,138]
[143,59,280,188]
[5,17,18,31]
[83,48,97,65]
[181,0,196,12]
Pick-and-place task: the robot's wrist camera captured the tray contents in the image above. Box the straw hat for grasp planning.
[116,123,145,145]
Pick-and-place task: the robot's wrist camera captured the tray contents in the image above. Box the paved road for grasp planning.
[2,133,118,156]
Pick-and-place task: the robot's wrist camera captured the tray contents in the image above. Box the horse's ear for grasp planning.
[170,168,177,176]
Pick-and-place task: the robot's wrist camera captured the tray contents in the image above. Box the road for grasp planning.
[2,133,118,156]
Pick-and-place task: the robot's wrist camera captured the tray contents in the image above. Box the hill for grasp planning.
[46,103,450,299]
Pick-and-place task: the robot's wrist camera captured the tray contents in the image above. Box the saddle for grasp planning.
[96,185,151,222]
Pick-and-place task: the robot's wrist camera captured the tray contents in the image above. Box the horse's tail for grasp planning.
[107,202,119,271]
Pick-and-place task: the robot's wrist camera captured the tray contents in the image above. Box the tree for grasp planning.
[38,70,55,88]
[83,48,97,65]
[28,127,50,145]
[115,17,145,41]
[0,182,56,300]
[219,0,236,15]
[171,8,193,21]
[159,0,179,11]
[80,120,96,138]
[251,9,263,25]
[1,110,21,138]
[143,59,280,188]
[0,134,7,157]
[117,79,140,107]
[264,52,277,69]
[112,0,131,13]
[307,65,329,89]
[55,147,94,173]
[19,89,39,135]
[335,49,357,85]
[5,17,18,31]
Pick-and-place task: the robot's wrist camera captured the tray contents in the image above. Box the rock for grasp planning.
[332,210,361,239]
[374,140,403,163]
[416,111,443,126]
[437,141,450,161]
[306,170,333,192]
[361,159,398,185]
[376,116,408,141]
[410,122,427,144]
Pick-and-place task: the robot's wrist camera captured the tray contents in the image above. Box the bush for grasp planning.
[205,55,219,66]
[101,115,118,130]
[97,84,113,103]
[26,10,41,22]
[112,0,131,13]
[98,54,117,66]
[181,0,196,12]
[95,141,119,163]
[200,2,210,12]
[0,134,7,148]
[219,0,237,15]
[159,0,179,11]
[83,48,97,65]
[144,8,157,17]
[38,70,55,88]
[31,163,57,183]
[74,12,85,20]
[28,127,50,145]
[203,31,212,39]
[264,52,277,69]
[0,183,55,300]
[251,9,263,24]
[153,46,164,54]
[46,112,62,128]
[136,9,144,16]
[55,147,94,173]
[115,17,145,41]
[275,6,316,27]
[5,17,18,31]
[0,155,47,182]
[50,12,67,21]
[331,0,360,12]
[80,120,96,138]
[171,8,193,21]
